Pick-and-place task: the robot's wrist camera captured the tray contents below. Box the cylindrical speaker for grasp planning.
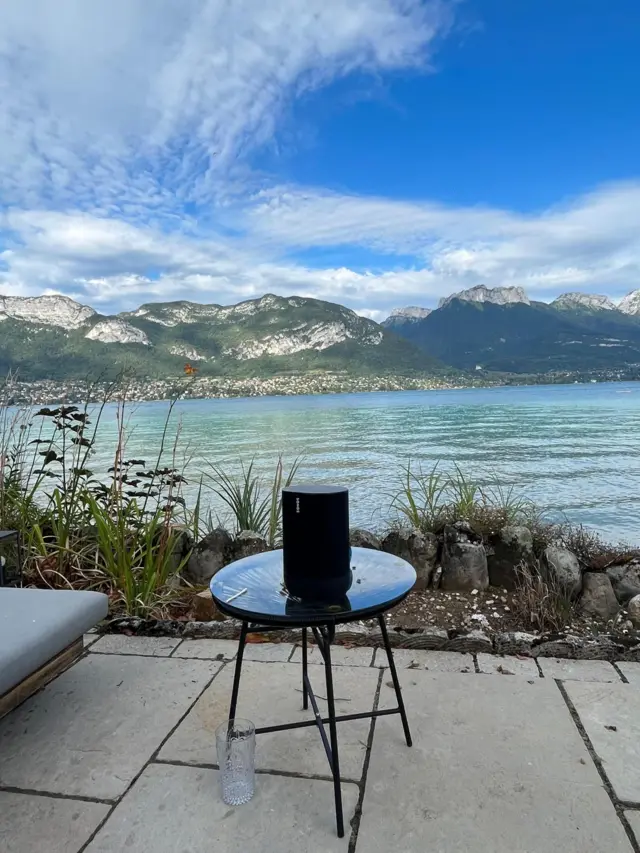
[282,484,351,601]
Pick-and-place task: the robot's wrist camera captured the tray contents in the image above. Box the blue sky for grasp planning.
[0,0,639,319]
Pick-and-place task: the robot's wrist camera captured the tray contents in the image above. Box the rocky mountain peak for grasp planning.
[85,319,150,345]
[618,290,640,316]
[0,294,96,329]
[438,285,530,309]
[383,306,432,328]
[552,292,616,311]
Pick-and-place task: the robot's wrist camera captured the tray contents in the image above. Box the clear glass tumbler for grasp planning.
[215,718,256,805]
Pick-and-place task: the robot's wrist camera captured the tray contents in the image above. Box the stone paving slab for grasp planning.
[159,660,378,780]
[477,654,539,677]
[374,648,474,672]
[85,763,358,853]
[0,791,110,853]
[173,639,238,660]
[242,642,294,662]
[83,633,99,648]
[359,671,631,852]
[290,644,375,667]
[538,657,620,682]
[89,635,182,656]
[564,681,640,803]
[617,662,640,685]
[0,654,218,799]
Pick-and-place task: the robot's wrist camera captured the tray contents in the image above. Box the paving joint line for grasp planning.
[167,640,183,657]
[347,666,384,853]
[151,756,359,785]
[88,650,181,659]
[472,653,480,673]
[612,662,629,683]
[76,657,229,853]
[168,654,234,662]
[555,679,640,853]
[534,658,544,677]
[0,784,115,806]
[88,649,295,663]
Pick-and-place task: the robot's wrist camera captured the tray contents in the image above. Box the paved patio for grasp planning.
[2,634,640,852]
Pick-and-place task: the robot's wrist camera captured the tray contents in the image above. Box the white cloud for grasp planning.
[0,0,451,213]
[245,181,640,304]
[2,181,640,319]
[0,1,639,321]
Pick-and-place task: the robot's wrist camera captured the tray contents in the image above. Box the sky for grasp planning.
[0,0,639,321]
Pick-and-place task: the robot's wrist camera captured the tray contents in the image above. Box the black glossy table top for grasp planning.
[210,547,416,626]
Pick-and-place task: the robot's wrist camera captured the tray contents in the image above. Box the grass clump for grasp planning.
[204,455,301,546]
[391,461,538,538]
[510,561,575,633]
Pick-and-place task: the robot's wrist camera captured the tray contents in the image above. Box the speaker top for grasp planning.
[282,484,348,495]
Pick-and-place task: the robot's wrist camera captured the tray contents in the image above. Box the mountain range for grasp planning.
[2,285,640,383]
[0,293,444,381]
[384,286,640,374]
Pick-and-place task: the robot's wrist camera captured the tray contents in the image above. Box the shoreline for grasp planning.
[2,372,638,406]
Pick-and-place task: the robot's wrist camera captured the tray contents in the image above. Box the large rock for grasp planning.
[579,572,619,620]
[380,528,438,590]
[606,562,640,604]
[228,530,268,562]
[627,594,640,628]
[542,546,582,599]
[487,525,533,590]
[349,529,381,550]
[440,524,488,591]
[184,528,232,584]
[191,589,227,621]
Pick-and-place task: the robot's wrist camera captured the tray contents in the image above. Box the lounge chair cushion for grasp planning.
[0,588,108,695]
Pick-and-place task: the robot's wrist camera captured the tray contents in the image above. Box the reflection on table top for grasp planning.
[210,547,416,625]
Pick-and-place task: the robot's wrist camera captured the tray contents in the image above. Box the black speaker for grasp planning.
[282,484,351,601]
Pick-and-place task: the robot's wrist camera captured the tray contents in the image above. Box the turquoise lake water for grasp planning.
[88,382,640,543]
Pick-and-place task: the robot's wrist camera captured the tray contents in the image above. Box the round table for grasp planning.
[210,547,416,838]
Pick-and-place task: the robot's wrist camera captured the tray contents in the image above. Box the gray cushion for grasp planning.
[0,588,108,695]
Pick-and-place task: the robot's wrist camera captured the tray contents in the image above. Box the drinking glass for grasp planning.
[215,718,255,805]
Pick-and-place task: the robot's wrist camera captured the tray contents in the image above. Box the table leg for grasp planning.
[301,627,308,711]
[229,621,248,720]
[321,625,345,838]
[377,614,412,747]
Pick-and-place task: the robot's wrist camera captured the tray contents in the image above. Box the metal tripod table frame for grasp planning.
[210,547,416,838]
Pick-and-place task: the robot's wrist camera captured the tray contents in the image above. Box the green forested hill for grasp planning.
[392,299,640,373]
[0,293,446,381]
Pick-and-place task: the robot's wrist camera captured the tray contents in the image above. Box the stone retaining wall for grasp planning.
[105,617,640,661]
[182,522,640,624]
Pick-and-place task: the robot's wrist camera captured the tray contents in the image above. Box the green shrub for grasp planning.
[204,455,301,545]
[390,461,539,538]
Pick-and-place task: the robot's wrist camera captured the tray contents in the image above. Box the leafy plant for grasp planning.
[204,455,301,542]
[391,461,542,538]
[448,464,481,520]
[266,455,302,547]
[390,461,448,532]
[84,492,187,616]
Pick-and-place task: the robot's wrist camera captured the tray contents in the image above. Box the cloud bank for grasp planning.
[0,1,638,320]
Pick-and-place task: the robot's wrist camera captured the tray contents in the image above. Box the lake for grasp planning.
[88,382,640,543]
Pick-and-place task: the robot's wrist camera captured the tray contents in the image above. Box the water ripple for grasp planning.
[87,382,640,541]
